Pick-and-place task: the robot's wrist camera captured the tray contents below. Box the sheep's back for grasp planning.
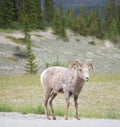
[41,66,67,89]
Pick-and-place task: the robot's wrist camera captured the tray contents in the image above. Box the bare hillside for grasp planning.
[0,29,120,75]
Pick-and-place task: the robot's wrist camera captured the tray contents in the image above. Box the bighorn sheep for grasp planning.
[41,59,94,120]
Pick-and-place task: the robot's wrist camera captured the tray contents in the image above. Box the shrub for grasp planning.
[45,55,67,68]
[14,46,28,59]
[88,41,96,45]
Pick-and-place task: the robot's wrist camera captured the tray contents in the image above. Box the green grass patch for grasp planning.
[90,73,120,82]
[34,34,43,37]
[45,55,67,68]
[0,73,120,119]
[55,107,65,116]
[34,104,45,114]
[5,35,25,44]
[18,104,45,115]
[5,35,40,48]
[0,104,12,112]
[0,28,18,33]
[8,56,18,62]
[80,108,120,119]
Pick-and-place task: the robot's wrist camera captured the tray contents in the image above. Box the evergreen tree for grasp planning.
[19,0,37,29]
[104,0,120,41]
[25,52,38,74]
[109,18,119,42]
[88,8,103,38]
[95,9,103,38]
[0,0,15,27]
[44,0,55,23]
[52,9,61,35]
[35,0,44,29]
[18,0,38,74]
[116,5,120,20]
[59,16,67,40]
[52,3,67,41]
[105,0,117,31]
[116,5,120,35]
[25,34,38,74]
[59,2,64,18]
[88,9,97,36]
[65,10,71,28]
[14,0,20,21]
[23,20,38,74]
[79,5,88,36]
[0,1,3,26]
[69,10,80,33]
[117,18,120,36]
[72,16,80,34]
[58,2,67,40]
[52,9,67,40]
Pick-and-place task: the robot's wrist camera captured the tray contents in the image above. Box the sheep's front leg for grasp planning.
[64,92,70,120]
[74,95,80,120]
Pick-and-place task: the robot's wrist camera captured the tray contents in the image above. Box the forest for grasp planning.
[0,0,120,42]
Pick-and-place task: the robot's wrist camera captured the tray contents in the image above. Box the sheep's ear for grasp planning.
[86,59,95,74]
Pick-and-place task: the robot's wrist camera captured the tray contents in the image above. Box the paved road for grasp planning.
[0,112,120,127]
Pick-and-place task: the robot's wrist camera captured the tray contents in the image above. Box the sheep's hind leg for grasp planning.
[64,92,70,120]
[49,92,57,120]
[44,89,52,120]
[74,95,80,120]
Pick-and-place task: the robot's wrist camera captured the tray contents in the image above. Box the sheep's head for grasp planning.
[69,59,94,82]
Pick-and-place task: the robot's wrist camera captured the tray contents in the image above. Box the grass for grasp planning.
[5,35,40,48]
[18,104,45,114]
[0,104,12,112]
[5,35,25,44]
[0,28,18,33]
[34,34,43,37]
[0,73,120,119]
[90,73,120,82]
[45,55,67,68]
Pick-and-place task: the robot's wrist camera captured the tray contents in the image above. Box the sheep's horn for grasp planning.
[86,59,95,74]
[69,59,83,69]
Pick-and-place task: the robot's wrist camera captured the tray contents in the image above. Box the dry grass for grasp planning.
[5,35,25,44]
[0,73,120,119]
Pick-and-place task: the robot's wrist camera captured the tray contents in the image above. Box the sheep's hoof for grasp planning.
[46,116,51,120]
[53,116,56,120]
[64,116,68,120]
[75,116,80,120]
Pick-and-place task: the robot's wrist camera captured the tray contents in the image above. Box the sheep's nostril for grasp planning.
[86,77,89,81]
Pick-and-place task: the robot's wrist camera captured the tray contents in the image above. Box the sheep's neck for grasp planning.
[73,73,85,94]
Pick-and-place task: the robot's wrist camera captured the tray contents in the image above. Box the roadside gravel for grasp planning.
[0,112,120,127]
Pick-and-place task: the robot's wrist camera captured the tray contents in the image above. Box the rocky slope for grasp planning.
[0,29,120,75]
